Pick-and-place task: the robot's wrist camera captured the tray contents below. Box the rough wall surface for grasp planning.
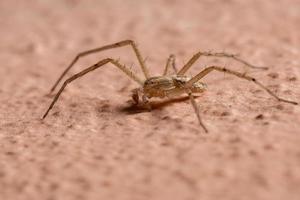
[1,0,300,200]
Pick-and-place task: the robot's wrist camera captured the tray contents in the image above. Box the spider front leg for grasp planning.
[42,58,143,119]
[50,39,149,92]
[185,66,298,105]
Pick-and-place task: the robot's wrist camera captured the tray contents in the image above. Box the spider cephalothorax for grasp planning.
[42,39,297,133]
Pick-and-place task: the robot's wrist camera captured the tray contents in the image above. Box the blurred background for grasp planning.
[1,1,300,200]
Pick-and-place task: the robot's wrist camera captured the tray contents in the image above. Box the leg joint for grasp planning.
[115,39,134,46]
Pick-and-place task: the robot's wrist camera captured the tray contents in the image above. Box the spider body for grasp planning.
[42,39,297,133]
[143,75,206,98]
[137,75,206,104]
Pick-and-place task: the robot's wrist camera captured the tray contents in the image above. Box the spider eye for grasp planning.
[146,79,155,85]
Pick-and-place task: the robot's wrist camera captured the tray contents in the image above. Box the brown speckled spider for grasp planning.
[42,40,297,132]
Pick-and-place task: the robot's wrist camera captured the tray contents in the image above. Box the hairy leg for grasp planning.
[185,66,298,105]
[177,51,268,75]
[163,54,177,75]
[187,90,208,133]
[43,58,143,119]
[50,40,149,92]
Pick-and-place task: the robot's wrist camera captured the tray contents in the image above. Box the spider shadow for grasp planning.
[119,95,201,115]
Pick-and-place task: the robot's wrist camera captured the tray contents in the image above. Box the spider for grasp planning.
[42,40,297,132]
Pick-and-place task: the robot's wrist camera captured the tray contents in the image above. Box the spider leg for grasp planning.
[163,54,177,75]
[177,51,268,76]
[187,90,208,133]
[50,39,149,92]
[185,66,298,105]
[42,58,143,119]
